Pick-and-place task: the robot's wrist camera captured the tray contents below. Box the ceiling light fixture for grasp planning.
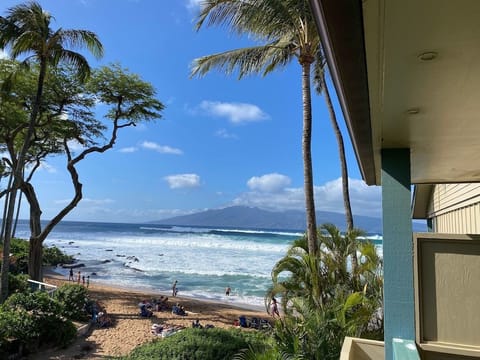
[407,108,420,115]
[418,51,438,61]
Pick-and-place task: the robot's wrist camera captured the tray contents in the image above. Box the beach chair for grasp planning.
[250,317,259,329]
[259,318,272,330]
[239,315,248,328]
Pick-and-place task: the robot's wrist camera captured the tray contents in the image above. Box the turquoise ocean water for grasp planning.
[14,220,382,308]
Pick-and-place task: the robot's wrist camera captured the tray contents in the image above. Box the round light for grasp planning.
[418,51,438,61]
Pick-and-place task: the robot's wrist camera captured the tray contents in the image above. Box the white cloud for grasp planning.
[186,0,202,10]
[66,140,85,152]
[23,161,57,174]
[54,198,114,205]
[199,100,269,124]
[118,147,138,153]
[141,141,183,155]
[215,129,238,139]
[164,173,201,189]
[0,50,9,59]
[247,173,291,193]
[232,177,382,217]
[314,178,382,216]
[38,162,57,173]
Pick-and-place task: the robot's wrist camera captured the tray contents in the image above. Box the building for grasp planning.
[413,183,480,233]
[308,1,480,359]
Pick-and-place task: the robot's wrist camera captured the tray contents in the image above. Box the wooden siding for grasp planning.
[432,202,480,234]
[428,183,480,217]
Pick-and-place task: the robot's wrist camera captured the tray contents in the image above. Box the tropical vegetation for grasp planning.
[121,327,270,360]
[264,224,383,359]
[0,239,89,358]
[0,0,103,300]
[0,1,164,301]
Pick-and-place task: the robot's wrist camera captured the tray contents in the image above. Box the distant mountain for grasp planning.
[151,206,426,234]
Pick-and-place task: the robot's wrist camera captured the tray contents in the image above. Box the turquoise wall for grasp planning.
[381,149,415,359]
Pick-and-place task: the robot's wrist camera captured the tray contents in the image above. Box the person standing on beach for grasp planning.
[172,280,178,296]
[77,271,81,284]
[82,275,85,286]
[270,297,280,317]
[87,276,90,288]
[69,268,74,281]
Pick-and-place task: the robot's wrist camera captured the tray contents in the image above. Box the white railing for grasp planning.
[27,279,57,296]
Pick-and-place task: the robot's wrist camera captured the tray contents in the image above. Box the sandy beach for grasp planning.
[30,270,269,359]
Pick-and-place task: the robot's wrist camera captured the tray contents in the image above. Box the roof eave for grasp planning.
[309,0,377,185]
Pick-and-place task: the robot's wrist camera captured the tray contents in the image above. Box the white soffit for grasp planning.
[363,0,480,184]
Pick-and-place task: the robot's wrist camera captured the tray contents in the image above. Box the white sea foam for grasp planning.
[17,220,383,307]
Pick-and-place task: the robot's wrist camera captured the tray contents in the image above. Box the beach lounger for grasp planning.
[239,315,248,328]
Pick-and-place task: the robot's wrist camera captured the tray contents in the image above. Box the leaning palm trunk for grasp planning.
[300,58,318,256]
[319,72,353,230]
[319,71,358,274]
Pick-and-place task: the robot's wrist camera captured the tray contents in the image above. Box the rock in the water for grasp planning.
[62,263,85,269]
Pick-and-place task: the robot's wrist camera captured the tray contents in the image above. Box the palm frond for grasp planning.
[191,41,294,79]
[59,29,104,59]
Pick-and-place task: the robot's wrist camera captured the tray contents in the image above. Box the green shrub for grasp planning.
[54,284,89,321]
[3,291,62,315]
[2,238,73,275]
[0,307,38,358]
[8,238,29,274]
[0,291,77,355]
[123,327,268,360]
[43,245,74,266]
[8,273,30,293]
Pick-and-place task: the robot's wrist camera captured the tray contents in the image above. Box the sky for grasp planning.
[0,0,382,224]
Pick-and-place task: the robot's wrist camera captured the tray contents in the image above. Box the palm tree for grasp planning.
[192,0,356,255]
[0,1,103,301]
[267,225,383,358]
[191,0,320,255]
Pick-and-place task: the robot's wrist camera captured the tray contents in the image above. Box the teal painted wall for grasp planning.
[381,149,415,360]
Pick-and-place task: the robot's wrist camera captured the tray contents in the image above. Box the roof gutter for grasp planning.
[308,0,377,185]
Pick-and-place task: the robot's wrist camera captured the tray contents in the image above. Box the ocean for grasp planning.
[13,220,382,309]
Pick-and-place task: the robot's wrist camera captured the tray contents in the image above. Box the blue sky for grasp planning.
[0,0,382,223]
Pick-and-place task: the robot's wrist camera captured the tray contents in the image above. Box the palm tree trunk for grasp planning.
[320,73,353,230]
[301,60,318,255]
[320,72,358,274]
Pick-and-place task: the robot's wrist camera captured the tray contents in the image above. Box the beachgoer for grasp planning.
[82,275,85,286]
[69,268,74,281]
[87,276,90,288]
[77,271,81,284]
[139,300,153,317]
[172,280,178,296]
[192,319,203,328]
[225,286,231,296]
[270,297,280,317]
[160,296,169,311]
[97,310,112,327]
